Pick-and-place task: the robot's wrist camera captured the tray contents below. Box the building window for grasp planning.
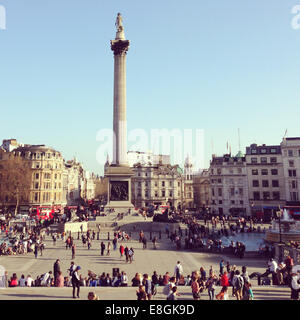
[252,169,258,175]
[290,180,298,189]
[262,180,269,188]
[288,150,294,157]
[289,160,294,167]
[270,157,277,163]
[217,179,222,183]
[35,182,39,189]
[34,193,38,202]
[35,173,39,179]
[230,188,234,196]
[253,192,260,200]
[261,157,267,164]
[218,188,222,197]
[251,149,257,154]
[252,180,259,187]
[217,168,222,175]
[261,149,267,154]
[240,200,244,204]
[169,181,172,187]
[218,200,222,204]
[288,170,297,177]
[272,180,279,188]
[155,191,158,197]
[271,169,278,175]
[298,150,300,157]
[270,148,277,154]
[251,158,257,164]
[231,200,235,204]
[239,188,243,196]
[273,192,280,200]
[263,192,270,200]
[211,188,215,197]
[169,191,173,197]
[162,190,165,197]
[162,181,165,187]
[290,192,299,201]
[261,169,268,175]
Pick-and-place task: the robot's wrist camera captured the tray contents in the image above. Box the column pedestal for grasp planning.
[105,165,134,214]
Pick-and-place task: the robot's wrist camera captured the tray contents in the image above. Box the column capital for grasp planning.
[111,39,130,55]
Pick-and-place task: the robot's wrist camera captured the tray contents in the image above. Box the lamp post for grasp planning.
[276,207,283,263]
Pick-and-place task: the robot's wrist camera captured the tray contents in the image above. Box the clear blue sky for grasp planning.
[0,0,300,175]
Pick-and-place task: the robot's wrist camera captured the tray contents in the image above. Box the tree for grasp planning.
[0,152,32,215]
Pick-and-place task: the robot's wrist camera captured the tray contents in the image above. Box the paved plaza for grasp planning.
[0,219,292,300]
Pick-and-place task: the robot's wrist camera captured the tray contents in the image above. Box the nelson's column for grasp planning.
[104,13,134,213]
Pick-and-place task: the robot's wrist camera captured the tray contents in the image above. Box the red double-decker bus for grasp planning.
[31,206,61,220]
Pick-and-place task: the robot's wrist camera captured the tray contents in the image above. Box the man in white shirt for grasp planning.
[26,275,34,287]
[266,258,278,285]
[174,261,183,285]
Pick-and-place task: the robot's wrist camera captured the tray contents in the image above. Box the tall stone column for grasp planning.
[104,14,134,214]
[111,38,129,166]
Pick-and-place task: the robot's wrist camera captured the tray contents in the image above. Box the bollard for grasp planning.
[108,232,110,240]
[77,232,80,240]
[97,232,99,240]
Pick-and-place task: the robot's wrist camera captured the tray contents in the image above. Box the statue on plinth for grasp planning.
[115,13,125,40]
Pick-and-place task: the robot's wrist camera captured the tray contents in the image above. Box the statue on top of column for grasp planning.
[115,13,124,32]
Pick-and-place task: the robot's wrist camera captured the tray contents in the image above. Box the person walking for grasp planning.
[290,272,300,300]
[87,237,92,250]
[101,242,106,256]
[34,243,39,259]
[232,270,244,300]
[142,237,147,249]
[174,261,183,285]
[107,241,111,256]
[113,237,118,251]
[71,266,81,299]
[71,243,76,260]
[119,244,124,258]
[53,259,61,286]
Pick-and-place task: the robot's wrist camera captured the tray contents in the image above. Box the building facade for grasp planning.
[193,169,211,210]
[209,153,250,216]
[281,138,300,205]
[0,145,65,211]
[245,144,286,217]
[131,162,184,209]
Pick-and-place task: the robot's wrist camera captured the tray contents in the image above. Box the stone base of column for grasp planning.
[104,165,134,214]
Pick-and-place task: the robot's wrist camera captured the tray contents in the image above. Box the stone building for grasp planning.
[131,161,184,209]
[183,156,195,209]
[209,152,250,216]
[245,144,286,218]
[0,144,65,212]
[193,169,211,210]
[280,137,300,206]
[63,158,85,205]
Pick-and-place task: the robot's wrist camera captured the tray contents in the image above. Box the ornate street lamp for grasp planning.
[276,206,283,262]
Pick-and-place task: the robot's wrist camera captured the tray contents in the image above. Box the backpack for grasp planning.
[163,283,171,295]
[235,276,243,290]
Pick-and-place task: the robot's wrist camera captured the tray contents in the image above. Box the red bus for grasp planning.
[31,206,61,220]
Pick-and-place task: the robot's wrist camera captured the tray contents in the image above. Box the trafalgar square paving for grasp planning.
[0,215,292,300]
